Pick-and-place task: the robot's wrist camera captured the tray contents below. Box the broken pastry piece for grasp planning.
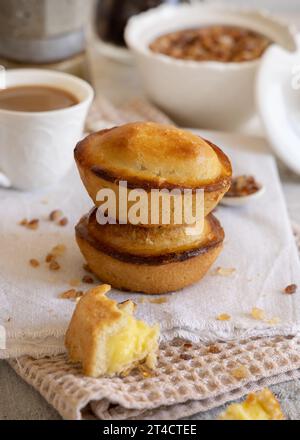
[219,388,285,420]
[65,284,160,377]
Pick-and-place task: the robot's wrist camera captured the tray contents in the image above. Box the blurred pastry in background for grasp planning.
[219,388,285,420]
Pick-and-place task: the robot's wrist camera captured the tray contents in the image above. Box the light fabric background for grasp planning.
[1,133,299,359]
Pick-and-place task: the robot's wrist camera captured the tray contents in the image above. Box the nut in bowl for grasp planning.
[125,3,296,130]
[221,175,265,207]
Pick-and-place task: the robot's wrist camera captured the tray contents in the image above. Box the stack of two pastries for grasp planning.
[74,122,232,294]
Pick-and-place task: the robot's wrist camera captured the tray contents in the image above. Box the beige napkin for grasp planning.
[9,335,300,420]
[4,97,300,420]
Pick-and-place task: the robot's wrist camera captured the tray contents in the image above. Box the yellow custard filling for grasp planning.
[106,314,159,375]
[221,401,269,420]
[65,285,160,378]
[219,388,285,420]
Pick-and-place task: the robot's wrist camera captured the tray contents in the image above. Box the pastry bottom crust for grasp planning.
[76,212,224,294]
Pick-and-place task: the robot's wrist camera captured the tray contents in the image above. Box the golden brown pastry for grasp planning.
[75,207,224,294]
[74,122,232,226]
[65,284,159,377]
[219,388,285,420]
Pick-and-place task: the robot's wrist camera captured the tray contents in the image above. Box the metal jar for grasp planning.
[0,0,92,63]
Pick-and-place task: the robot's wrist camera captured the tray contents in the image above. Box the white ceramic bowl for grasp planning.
[125,4,296,130]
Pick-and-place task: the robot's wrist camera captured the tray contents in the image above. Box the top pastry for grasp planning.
[75,122,232,224]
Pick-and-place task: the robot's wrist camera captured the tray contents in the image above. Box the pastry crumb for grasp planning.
[251,307,265,320]
[29,258,40,268]
[138,363,155,378]
[51,244,66,257]
[250,308,281,325]
[212,267,236,277]
[27,219,39,230]
[19,218,39,230]
[19,218,28,226]
[59,217,69,227]
[45,253,54,263]
[149,297,168,304]
[45,245,66,266]
[231,365,249,379]
[137,296,168,305]
[59,289,83,300]
[283,284,297,295]
[265,317,281,325]
[120,368,132,378]
[82,275,94,284]
[217,313,231,321]
[49,260,60,271]
[49,210,63,221]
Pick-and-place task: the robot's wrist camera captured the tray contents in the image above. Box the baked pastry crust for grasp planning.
[65,284,159,377]
[75,208,224,294]
[74,122,232,225]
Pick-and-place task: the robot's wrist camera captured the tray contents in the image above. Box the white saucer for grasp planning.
[221,185,265,207]
[257,36,300,175]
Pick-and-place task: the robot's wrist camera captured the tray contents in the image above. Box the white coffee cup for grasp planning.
[0,68,94,190]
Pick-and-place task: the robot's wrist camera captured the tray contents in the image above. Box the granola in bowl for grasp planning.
[150,25,272,63]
